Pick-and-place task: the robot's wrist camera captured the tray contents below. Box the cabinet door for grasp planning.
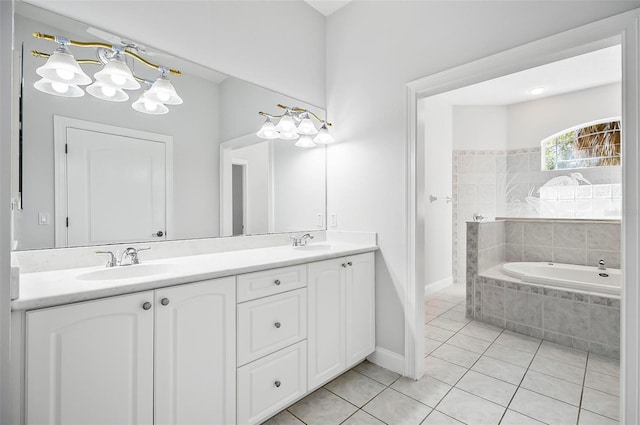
[26,292,154,425]
[345,252,376,367]
[307,257,346,389]
[154,277,236,425]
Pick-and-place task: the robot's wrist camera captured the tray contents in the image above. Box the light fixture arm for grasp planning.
[259,105,332,127]
[32,32,182,76]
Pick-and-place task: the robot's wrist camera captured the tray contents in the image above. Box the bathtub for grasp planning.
[501,262,621,296]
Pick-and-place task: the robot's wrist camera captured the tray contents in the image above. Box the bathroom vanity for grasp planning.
[10,238,377,425]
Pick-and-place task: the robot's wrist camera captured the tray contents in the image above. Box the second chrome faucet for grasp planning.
[96,247,151,267]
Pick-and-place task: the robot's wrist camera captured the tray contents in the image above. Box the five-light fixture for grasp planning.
[257,104,335,147]
[31,32,183,115]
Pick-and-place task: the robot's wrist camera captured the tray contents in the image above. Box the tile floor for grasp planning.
[263,285,620,425]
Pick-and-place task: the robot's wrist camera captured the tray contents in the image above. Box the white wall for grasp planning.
[24,0,326,108]
[15,14,221,249]
[231,142,270,235]
[423,97,453,288]
[453,106,508,151]
[507,83,622,149]
[326,1,640,357]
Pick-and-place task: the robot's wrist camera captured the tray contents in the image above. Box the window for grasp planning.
[542,119,621,170]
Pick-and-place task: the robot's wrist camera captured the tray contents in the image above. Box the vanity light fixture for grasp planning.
[257,104,335,147]
[31,32,182,114]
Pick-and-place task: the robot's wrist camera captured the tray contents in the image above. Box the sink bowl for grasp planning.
[78,264,176,281]
[293,243,333,251]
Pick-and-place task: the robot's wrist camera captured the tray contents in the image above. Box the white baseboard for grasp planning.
[367,346,405,376]
[424,275,453,296]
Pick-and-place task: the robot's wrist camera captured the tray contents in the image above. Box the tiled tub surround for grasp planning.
[503,219,621,269]
[466,220,621,357]
[476,271,620,358]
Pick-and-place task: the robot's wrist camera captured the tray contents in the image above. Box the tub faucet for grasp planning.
[598,259,607,271]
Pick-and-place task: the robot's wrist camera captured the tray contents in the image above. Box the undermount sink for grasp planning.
[77,264,177,281]
[293,243,333,251]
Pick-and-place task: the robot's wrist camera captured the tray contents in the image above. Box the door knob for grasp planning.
[153,231,164,237]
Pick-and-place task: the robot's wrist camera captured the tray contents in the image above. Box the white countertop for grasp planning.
[13,241,378,311]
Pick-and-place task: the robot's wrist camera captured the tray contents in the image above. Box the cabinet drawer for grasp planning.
[238,288,306,366]
[237,341,307,425]
[237,265,306,302]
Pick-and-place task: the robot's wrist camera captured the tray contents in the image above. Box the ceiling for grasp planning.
[304,0,352,16]
[436,45,621,106]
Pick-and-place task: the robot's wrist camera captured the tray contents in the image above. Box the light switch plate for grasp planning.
[38,212,50,225]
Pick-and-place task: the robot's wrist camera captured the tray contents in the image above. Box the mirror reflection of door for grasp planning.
[232,163,246,236]
[54,117,173,247]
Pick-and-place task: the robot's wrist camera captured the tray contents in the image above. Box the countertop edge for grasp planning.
[12,245,379,311]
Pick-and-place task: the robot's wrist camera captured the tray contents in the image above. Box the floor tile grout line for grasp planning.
[498,337,543,424]
[575,351,590,425]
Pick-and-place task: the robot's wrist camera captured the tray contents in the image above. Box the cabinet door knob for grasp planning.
[274,380,281,388]
[347,261,352,266]
[274,279,281,286]
[161,298,170,306]
[274,322,281,329]
[342,263,347,268]
[142,302,152,310]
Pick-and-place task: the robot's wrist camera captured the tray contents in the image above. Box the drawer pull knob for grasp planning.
[161,298,170,306]
[347,261,353,266]
[274,279,281,286]
[274,380,281,388]
[142,302,152,311]
[274,322,281,329]
[342,263,347,268]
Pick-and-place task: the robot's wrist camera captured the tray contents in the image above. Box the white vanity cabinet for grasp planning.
[307,252,375,390]
[25,277,236,425]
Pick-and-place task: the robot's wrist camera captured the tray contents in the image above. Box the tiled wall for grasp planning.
[504,220,621,268]
[476,276,620,358]
[453,147,622,284]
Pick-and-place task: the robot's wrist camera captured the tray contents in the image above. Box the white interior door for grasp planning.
[54,116,173,247]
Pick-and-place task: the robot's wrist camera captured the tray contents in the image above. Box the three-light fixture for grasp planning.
[257,104,335,148]
[31,32,183,115]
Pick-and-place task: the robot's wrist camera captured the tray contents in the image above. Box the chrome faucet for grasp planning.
[95,250,118,268]
[95,247,150,267]
[290,233,314,246]
[598,259,607,271]
[120,247,151,266]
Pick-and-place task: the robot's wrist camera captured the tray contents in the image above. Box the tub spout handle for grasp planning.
[598,259,606,271]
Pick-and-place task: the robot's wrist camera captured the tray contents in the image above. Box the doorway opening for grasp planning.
[232,161,248,236]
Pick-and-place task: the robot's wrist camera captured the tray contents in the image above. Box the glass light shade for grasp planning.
[297,115,318,135]
[279,130,300,140]
[295,135,316,148]
[36,45,91,86]
[94,58,141,90]
[34,78,84,97]
[313,124,336,144]
[257,118,280,139]
[145,77,183,105]
[132,93,169,115]
[275,113,296,133]
[86,81,129,102]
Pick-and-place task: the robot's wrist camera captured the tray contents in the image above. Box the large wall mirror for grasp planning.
[12,1,327,250]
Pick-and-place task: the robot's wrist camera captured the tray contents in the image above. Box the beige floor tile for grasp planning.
[429,317,467,332]
[585,369,620,396]
[471,356,526,385]
[423,356,468,385]
[582,387,620,421]
[459,321,503,342]
[362,388,431,425]
[340,410,385,425]
[437,388,505,425]
[353,360,401,386]
[440,309,471,324]
[431,344,481,368]
[325,370,386,408]
[425,337,443,355]
[510,388,579,425]
[455,370,517,406]
[391,375,452,408]
[529,355,585,385]
[500,409,546,425]
[421,410,464,424]
[587,354,620,377]
[424,324,455,342]
[520,370,583,406]
[446,333,492,354]
[484,343,535,368]
[262,409,305,425]
[494,330,541,354]
[578,409,619,425]
[288,388,357,425]
[537,341,587,367]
